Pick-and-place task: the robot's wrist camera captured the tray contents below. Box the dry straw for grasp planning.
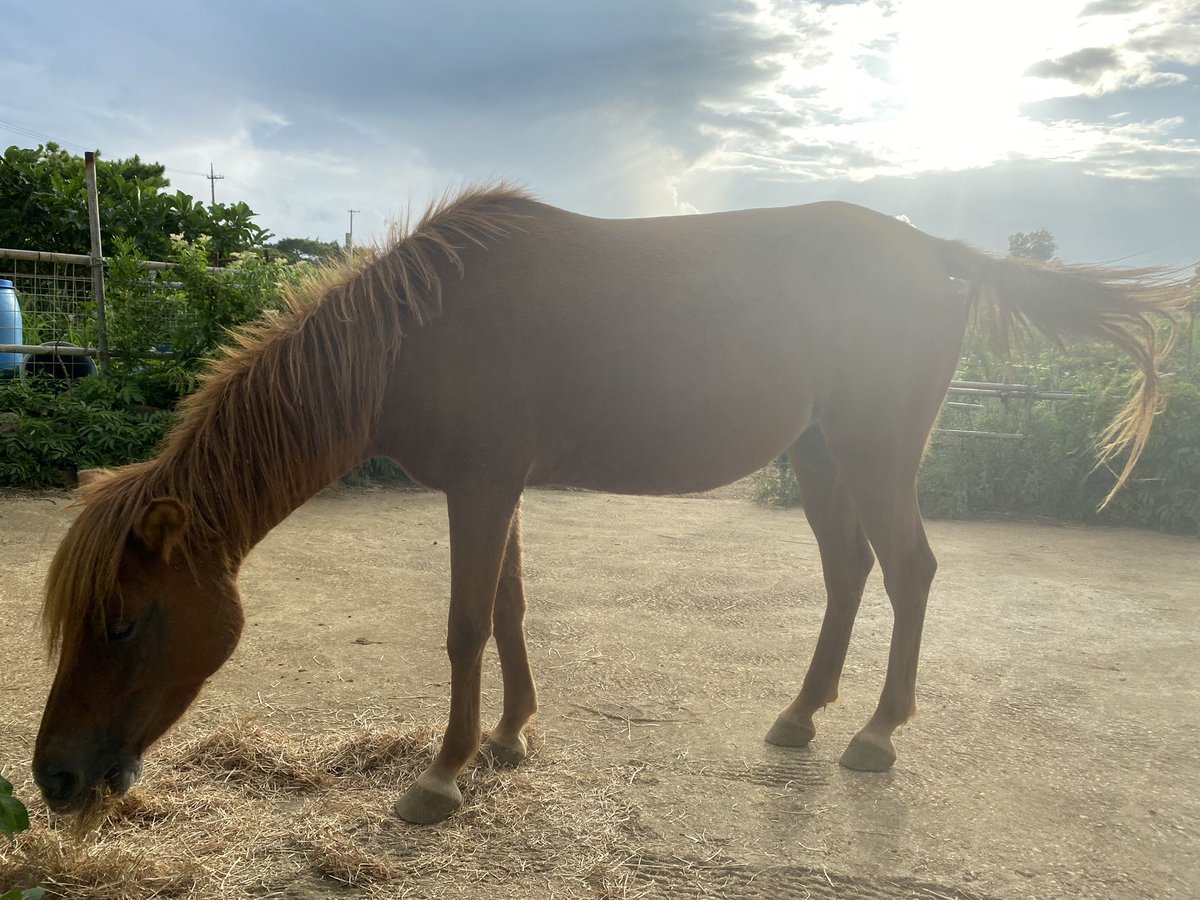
[0,712,652,899]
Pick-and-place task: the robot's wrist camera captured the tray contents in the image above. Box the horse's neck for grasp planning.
[152,248,411,559]
[154,442,352,564]
[156,357,375,560]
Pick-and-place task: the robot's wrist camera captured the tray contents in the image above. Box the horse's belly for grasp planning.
[529,383,813,494]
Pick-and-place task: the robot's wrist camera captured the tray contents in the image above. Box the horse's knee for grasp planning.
[881,542,936,603]
[913,542,937,587]
[852,536,876,584]
[446,619,492,662]
[493,574,527,622]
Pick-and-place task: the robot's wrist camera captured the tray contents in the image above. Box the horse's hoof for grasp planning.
[484,731,528,767]
[839,731,897,772]
[764,715,816,748]
[394,771,462,825]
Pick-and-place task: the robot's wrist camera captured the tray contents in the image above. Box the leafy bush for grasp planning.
[1,773,45,900]
[0,775,31,843]
[921,318,1200,534]
[752,457,802,506]
[1,239,409,488]
[102,236,294,386]
[342,457,411,487]
[753,330,1200,536]
[0,376,174,486]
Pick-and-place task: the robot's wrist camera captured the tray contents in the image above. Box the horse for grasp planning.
[33,185,1184,825]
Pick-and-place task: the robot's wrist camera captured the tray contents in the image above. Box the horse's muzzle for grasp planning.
[34,754,143,815]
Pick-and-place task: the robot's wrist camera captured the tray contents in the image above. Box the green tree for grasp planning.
[267,236,345,264]
[1008,228,1058,261]
[0,143,270,260]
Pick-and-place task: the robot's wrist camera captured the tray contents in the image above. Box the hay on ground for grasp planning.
[0,711,653,899]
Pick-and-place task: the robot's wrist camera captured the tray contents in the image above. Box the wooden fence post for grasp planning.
[84,151,110,374]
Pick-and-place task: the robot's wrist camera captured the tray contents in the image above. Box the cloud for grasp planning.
[1026,47,1124,85]
[1081,0,1150,14]
[2,0,799,230]
[2,0,1196,264]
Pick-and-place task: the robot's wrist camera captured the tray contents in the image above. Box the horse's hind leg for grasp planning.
[484,504,538,766]
[766,425,875,747]
[395,483,522,825]
[823,422,938,772]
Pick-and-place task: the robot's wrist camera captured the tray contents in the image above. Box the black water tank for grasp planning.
[21,341,98,382]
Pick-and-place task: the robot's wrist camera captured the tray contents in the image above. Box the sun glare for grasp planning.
[882,1,1077,169]
[742,0,1105,176]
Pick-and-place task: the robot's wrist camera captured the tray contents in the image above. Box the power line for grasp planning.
[0,117,92,154]
[219,174,267,198]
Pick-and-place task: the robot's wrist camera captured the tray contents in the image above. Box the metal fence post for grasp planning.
[84,151,110,374]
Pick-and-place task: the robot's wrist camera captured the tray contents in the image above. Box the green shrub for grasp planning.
[753,331,1200,536]
[0,775,30,843]
[919,324,1200,534]
[342,457,411,487]
[102,236,294,394]
[752,457,802,506]
[1,773,45,900]
[0,237,310,489]
[0,376,174,486]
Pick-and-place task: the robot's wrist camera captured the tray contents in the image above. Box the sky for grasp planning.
[1,0,1197,266]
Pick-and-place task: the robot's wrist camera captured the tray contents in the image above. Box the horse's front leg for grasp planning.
[484,504,538,766]
[395,485,521,825]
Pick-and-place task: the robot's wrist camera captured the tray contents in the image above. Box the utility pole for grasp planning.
[346,209,361,251]
[206,162,225,206]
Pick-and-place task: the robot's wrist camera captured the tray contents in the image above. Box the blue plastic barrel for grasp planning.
[0,278,22,372]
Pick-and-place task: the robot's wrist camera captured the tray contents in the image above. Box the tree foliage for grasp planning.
[0,143,271,262]
[267,236,345,264]
[1008,228,1058,261]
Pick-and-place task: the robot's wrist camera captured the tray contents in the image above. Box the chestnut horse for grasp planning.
[34,186,1182,825]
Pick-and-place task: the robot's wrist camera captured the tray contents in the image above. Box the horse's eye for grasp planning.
[106,619,138,643]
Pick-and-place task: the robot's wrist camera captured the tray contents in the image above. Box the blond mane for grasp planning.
[42,183,534,655]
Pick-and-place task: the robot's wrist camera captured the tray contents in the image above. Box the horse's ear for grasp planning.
[134,498,188,562]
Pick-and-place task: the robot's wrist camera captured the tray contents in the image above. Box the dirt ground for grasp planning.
[1,484,1197,899]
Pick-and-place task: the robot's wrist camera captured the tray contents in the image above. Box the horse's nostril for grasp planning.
[37,766,81,802]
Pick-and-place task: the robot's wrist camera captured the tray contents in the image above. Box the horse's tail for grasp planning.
[936,239,1189,506]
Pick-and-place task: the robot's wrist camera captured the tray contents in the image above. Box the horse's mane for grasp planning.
[42,183,533,655]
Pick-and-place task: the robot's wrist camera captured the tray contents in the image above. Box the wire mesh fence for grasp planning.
[0,248,217,370]
[0,251,97,348]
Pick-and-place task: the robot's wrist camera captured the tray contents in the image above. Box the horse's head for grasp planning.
[34,491,244,814]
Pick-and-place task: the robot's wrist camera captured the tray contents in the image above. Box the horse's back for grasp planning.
[378,199,969,493]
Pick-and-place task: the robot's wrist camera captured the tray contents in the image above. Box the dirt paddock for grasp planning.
[1,485,1197,898]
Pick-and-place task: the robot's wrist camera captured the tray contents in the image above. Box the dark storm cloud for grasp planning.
[1026,47,1123,85]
